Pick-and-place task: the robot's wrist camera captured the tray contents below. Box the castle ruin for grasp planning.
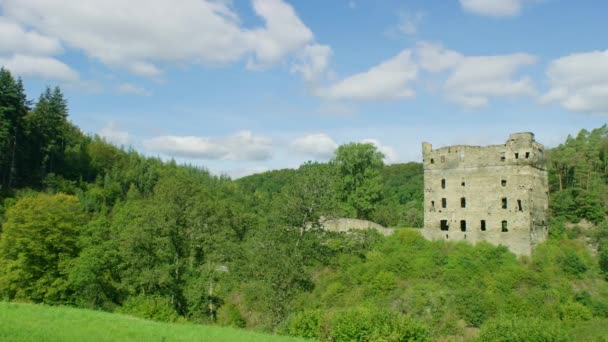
[421,133,548,256]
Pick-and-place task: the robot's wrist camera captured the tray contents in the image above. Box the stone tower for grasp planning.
[421,133,548,256]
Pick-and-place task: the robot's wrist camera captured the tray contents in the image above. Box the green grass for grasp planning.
[0,302,306,342]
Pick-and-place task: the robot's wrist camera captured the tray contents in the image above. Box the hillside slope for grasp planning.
[0,302,303,342]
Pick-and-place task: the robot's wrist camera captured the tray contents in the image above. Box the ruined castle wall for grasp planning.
[421,133,548,256]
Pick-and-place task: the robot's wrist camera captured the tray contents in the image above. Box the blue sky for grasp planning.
[1,0,607,177]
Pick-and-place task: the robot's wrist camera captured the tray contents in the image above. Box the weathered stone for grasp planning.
[321,218,394,236]
[421,132,548,256]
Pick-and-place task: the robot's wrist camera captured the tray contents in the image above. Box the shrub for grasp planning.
[120,295,178,322]
[286,309,321,339]
[322,306,430,342]
[479,316,570,342]
[559,301,593,322]
[559,250,588,278]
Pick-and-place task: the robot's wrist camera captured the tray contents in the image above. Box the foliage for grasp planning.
[332,142,385,220]
[0,193,86,303]
[1,70,608,340]
[478,316,570,342]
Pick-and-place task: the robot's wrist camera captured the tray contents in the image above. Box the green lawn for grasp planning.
[0,302,306,342]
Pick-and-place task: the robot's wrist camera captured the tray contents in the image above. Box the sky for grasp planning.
[1,0,607,178]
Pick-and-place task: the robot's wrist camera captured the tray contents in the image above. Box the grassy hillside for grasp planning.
[0,302,304,342]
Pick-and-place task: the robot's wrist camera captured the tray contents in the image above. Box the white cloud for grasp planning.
[361,139,399,164]
[0,54,79,82]
[291,43,333,82]
[117,83,151,96]
[291,133,338,159]
[0,18,62,56]
[1,0,313,76]
[541,50,608,114]
[99,122,130,145]
[397,11,425,37]
[460,0,524,17]
[316,50,418,101]
[144,130,273,161]
[226,166,271,179]
[416,42,536,108]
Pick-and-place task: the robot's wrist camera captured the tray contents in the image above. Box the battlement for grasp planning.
[421,133,548,256]
[422,133,546,171]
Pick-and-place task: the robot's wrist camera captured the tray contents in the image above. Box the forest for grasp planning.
[1,67,608,341]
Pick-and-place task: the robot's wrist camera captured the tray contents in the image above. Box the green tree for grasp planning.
[332,143,385,220]
[0,193,86,302]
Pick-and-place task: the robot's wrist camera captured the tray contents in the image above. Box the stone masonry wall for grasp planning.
[421,133,548,256]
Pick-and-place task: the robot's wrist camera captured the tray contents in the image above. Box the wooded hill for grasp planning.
[1,68,608,340]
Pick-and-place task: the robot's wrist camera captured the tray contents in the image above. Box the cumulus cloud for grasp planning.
[361,139,399,164]
[0,18,62,56]
[416,42,536,108]
[316,50,418,101]
[99,122,130,146]
[541,50,608,114]
[291,133,338,159]
[291,44,333,82]
[460,0,525,17]
[0,54,79,81]
[0,0,313,76]
[396,11,425,37]
[117,83,151,96]
[144,131,273,161]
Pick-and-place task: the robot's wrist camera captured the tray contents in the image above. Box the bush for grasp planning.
[559,301,592,322]
[322,306,430,342]
[120,295,178,322]
[286,309,321,339]
[479,316,570,342]
[559,250,588,278]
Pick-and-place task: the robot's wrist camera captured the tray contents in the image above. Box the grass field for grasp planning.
[0,302,306,342]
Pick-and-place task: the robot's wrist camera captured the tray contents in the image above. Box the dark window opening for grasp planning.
[525,152,530,159]
[502,197,508,209]
[501,179,507,187]
[441,179,446,189]
[517,199,523,211]
[461,197,466,208]
[461,181,466,187]
[460,220,467,232]
[515,153,519,159]
[430,158,434,164]
[501,156,506,161]
[480,220,486,231]
[502,220,508,232]
[442,198,447,208]
[440,220,449,231]
[446,234,449,239]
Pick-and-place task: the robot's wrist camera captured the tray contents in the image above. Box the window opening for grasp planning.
[517,200,522,212]
[430,158,434,164]
[440,220,449,231]
[461,197,466,208]
[500,153,506,161]
[480,220,486,231]
[501,179,507,187]
[441,179,446,189]
[502,197,508,209]
[515,153,519,159]
[461,181,465,187]
[442,198,447,208]
[525,152,530,159]
[460,220,467,232]
[501,220,508,232]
